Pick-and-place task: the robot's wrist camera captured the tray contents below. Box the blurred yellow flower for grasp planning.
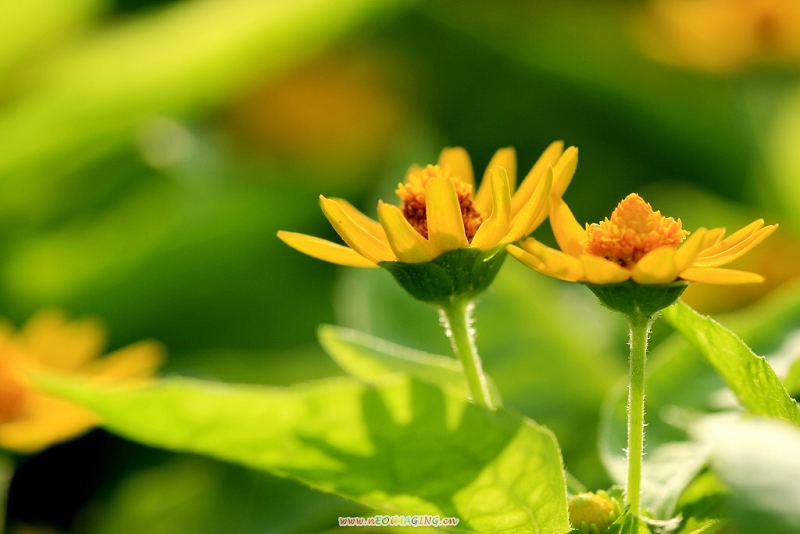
[278,142,577,267]
[0,310,164,453]
[508,193,777,285]
[635,0,800,72]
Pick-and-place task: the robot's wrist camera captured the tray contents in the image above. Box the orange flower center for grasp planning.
[585,193,688,268]
[396,164,484,241]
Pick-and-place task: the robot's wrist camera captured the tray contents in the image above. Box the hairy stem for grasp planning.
[439,299,494,410]
[626,315,653,516]
[1,456,12,534]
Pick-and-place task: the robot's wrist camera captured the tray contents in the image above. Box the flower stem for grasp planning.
[439,299,494,410]
[626,314,652,516]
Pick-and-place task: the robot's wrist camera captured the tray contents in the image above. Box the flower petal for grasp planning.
[471,167,512,250]
[505,165,553,242]
[277,230,379,268]
[511,141,564,216]
[674,227,708,272]
[549,193,585,258]
[696,219,764,258]
[680,267,765,285]
[426,176,469,251]
[320,196,395,264]
[377,201,440,263]
[632,246,679,284]
[701,227,726,249]
[692,225,778,268]
[81,341,164,380]
[438,147,475,188]
[581,254,631,284]
[514,239,584,281]
[475,147,516,214]
[330,198,387,241]
[551,146,578,199]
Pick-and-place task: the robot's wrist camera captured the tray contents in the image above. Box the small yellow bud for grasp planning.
[568,491,620,534]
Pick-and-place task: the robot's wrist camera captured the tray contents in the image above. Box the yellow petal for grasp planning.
[19,310,106,371]
[701,227,726,249]
[507,244,546,271]
[330,198,387,241]
[471,167,512,250]
[549,193,586,258]
[377,202,440,263]
[475,147,516,214]
[438,147,475,188]
[674,228,708,272]
[581,254,631,284]
[515,239,584,281]
[550,146,578,199]
[511,141,564,216]
[696,219,764,258]
[692,225,777,268]
[277,231,379,268]
[426,176,469,251]
[632,246,679,284]
[0,394,98,453]
[320,196,395,264]
[680,267,765,285]
[505,165,553,242]
[81,340,165,380]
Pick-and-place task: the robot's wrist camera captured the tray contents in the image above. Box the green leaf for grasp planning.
[318,324,503,406]
[662,301,800,425]
[692,416,800,534]
[673,471,729,534]
[37,374,570,534]
[784,355,800,398]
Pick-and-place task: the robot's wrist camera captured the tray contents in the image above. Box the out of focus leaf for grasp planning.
[0,0,102,79]
[87,456,370,534]
[662,301,800,425]
[0,0,415,221]
[39,375,570,534]
[318,324,502,406]
[692,416,800,534]
[673,471,729,534]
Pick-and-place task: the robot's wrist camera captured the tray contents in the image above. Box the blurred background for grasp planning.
[2,0,800,532]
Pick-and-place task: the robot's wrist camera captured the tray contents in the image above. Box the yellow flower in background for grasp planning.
[634,0,800,73]
[278,142,577,267]
[0,310,164,454]
[509,193,777,285]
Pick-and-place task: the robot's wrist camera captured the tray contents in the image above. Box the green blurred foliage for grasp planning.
[3,0,800,532]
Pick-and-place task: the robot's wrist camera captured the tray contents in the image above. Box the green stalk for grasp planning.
[439,298,494,410]
[625,315,653,516]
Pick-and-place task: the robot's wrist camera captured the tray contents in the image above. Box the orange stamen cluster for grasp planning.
[585,193,688,268]
[396,165,484,240]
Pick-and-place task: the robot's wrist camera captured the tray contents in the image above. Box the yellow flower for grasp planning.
[0,310,164,453]
[508,193,777,285]
[277,142,577,267]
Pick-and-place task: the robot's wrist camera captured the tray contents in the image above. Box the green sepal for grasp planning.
[379,245,508,304]
[583,280,689,321]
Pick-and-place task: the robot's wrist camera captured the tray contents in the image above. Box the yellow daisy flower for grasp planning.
[0,310,164,453]
[508,193,777,286]
[278,142,577,269]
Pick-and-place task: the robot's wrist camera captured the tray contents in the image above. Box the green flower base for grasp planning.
[583,280,689,320]
[379,245,507,304]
